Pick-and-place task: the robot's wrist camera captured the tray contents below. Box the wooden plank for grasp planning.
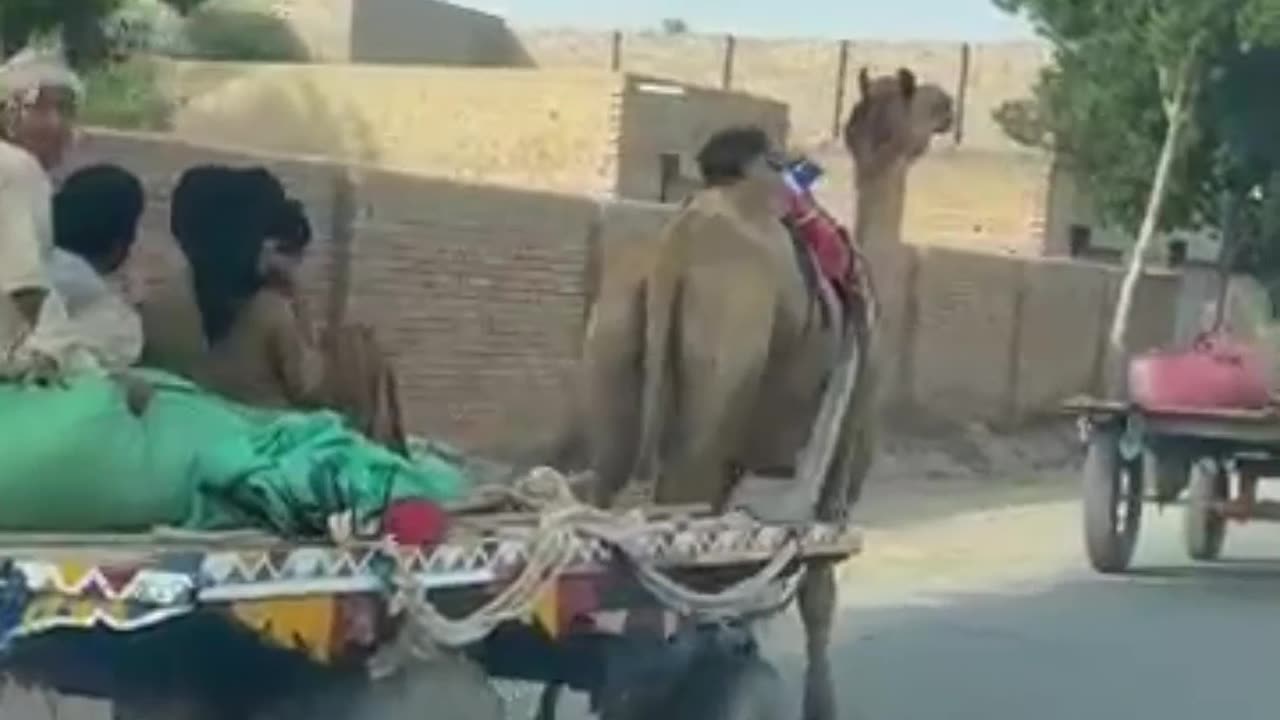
[1062,396,1280,423]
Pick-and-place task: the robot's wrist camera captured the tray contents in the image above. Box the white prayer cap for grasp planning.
[0,43,85,105]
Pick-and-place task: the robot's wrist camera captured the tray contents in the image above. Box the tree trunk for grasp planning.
[1212,192,1242,333]
[1103,62,1195,399]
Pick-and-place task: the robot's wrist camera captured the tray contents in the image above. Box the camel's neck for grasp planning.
[853,162,910,251]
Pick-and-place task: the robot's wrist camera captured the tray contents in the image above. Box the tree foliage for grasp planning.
[993,0,1280,391]
[991,0,1265,235]
[0,0,207,64]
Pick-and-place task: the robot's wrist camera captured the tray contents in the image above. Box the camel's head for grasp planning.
[844,67,954,176]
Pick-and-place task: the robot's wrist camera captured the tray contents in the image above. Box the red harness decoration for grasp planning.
[784,187,863,307]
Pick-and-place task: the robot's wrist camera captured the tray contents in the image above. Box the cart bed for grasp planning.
[0,514,860,653]
[1063,395,1280,445]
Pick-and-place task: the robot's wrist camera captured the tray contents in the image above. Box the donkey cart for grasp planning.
[0,481,860,720]
[1065,396,1280,574]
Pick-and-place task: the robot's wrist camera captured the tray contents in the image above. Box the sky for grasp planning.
[465,0,1038,41]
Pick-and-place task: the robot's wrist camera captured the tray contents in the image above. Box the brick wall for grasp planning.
[69,130,1177,450]
[71,130,594,455]
[893,248,1179,425]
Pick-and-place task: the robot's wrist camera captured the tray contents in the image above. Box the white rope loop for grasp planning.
[373,466,805,675]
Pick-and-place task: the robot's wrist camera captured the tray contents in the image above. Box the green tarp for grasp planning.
[0,370,464,535]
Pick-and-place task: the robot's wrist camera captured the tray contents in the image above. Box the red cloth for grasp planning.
[1129,333,1271,411]
[382,500,450,546]
[785,189,857,301]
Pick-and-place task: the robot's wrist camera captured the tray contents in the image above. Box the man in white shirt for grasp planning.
[48,163,147,371]
[0,44,84,380]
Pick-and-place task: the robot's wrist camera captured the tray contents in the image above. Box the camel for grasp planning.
[574,68,954,720]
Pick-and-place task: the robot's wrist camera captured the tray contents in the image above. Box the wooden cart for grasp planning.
[0,510,860,720]
[1065,396,1280,574]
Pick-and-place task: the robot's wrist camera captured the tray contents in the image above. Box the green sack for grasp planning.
[0,373,190,531]
[0,370,466,535]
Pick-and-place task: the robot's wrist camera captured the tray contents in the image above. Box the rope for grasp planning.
[373,467,804,672]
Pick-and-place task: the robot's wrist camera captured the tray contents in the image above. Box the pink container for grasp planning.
[1128,333,1272,411]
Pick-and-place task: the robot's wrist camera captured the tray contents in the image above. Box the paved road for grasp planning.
[764,489,1280,720]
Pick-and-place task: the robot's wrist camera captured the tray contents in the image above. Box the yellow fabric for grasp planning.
[532,582,559,638]
[228,596,338,664]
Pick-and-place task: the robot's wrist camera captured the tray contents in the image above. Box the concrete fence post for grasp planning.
[609,30,622,71]
[721,34,737,90]
[954,43,972,146]
[832,39,851,140]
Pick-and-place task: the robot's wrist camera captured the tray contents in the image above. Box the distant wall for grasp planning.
[615,77,789,201]
[510,30,1049,153]
[262,5,1051,151]
[165,61,787,203]
[168,62,625,196]
[71,131,1177,450]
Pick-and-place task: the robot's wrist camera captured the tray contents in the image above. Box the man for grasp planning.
[49,163,147,371]
[0,44,84,380]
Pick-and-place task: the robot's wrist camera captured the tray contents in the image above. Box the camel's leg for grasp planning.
[798,318,876,720]
[583,290,644,507]
[798,562,838,720]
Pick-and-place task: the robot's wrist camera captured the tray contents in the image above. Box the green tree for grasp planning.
[992,0,1278,395]
[0,0,207,64]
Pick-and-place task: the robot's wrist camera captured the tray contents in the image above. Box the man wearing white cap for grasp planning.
[0,43,85,380]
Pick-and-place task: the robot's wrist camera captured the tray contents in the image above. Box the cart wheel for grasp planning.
[649,656,784,720]
[264,656,503,720]
[1083,428,1144,573]
[1184,460,1229,562]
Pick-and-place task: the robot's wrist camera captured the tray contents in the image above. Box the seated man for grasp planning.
[0,45,82,381]
[48,163,146,371]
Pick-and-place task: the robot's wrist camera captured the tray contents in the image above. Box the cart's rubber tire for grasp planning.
[1083,429,1144,574]
[1146,445,1192,503]
[600,652,784,720]
[1184,460,1229,562]
[260,655,503,720]
[655,655,784,720]
[356,658,503,720]
[112,699,218,720]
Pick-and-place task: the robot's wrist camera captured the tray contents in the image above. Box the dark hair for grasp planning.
[269,197,311,256]
[696,126,772,187]
[53,164,145,273]
[170,164,287,344]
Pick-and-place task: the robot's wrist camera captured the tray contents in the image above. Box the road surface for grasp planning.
[767,477,1280,720]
